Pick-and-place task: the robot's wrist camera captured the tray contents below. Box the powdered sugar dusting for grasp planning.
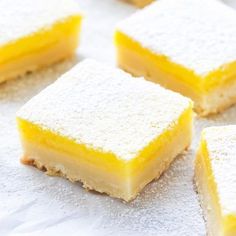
[5,0,236,234]
[117,0,236,75]
[204,126,236,215]
[0,0,81,46]
[17,59,191,160]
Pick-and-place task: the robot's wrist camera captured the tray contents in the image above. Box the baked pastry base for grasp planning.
[20,107,192,202]
[115,32,236,116]
[0,16,81,83]
[195,148,221,236]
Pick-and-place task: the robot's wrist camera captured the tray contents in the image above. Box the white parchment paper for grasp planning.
[0,0,236,235]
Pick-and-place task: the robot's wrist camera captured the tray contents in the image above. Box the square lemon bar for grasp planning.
[195,126,236,235]
[17,59,193,201]
[0,0,82,83]
[115,0,236,116]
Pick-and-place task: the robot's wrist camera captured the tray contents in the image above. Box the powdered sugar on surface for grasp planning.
[1,0,236,235]
[17,59,190,161]
[203,126,236,215]
[0,0,81,46]
[117,0,236,76]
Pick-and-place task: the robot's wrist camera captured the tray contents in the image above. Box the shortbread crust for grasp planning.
[115,0,236,115]
[195,126,236,235]
[0,0,82,83]
[17,59,193,201]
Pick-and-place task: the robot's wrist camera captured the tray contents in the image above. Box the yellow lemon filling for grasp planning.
[115,0,236,116]
[114,31,236,115]
[0,15,82,83]
[115,31,236,94]
[17,59,193,201]
[195,128,236,236]
[18,105,192,201]
[124,0,154,8]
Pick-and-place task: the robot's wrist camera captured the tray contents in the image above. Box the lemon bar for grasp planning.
[123,0,154,8]
[195,126,236,235]
[17,59,193,201]
[0,0,82,83]
[115,0,236,116]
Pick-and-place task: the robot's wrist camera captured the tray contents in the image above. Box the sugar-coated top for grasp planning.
[17,59,191,161]
[117,0,236,76]
[203,126,236,215]
[0,0,81,46]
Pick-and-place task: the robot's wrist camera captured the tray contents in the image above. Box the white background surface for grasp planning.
[1,0,236,235]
